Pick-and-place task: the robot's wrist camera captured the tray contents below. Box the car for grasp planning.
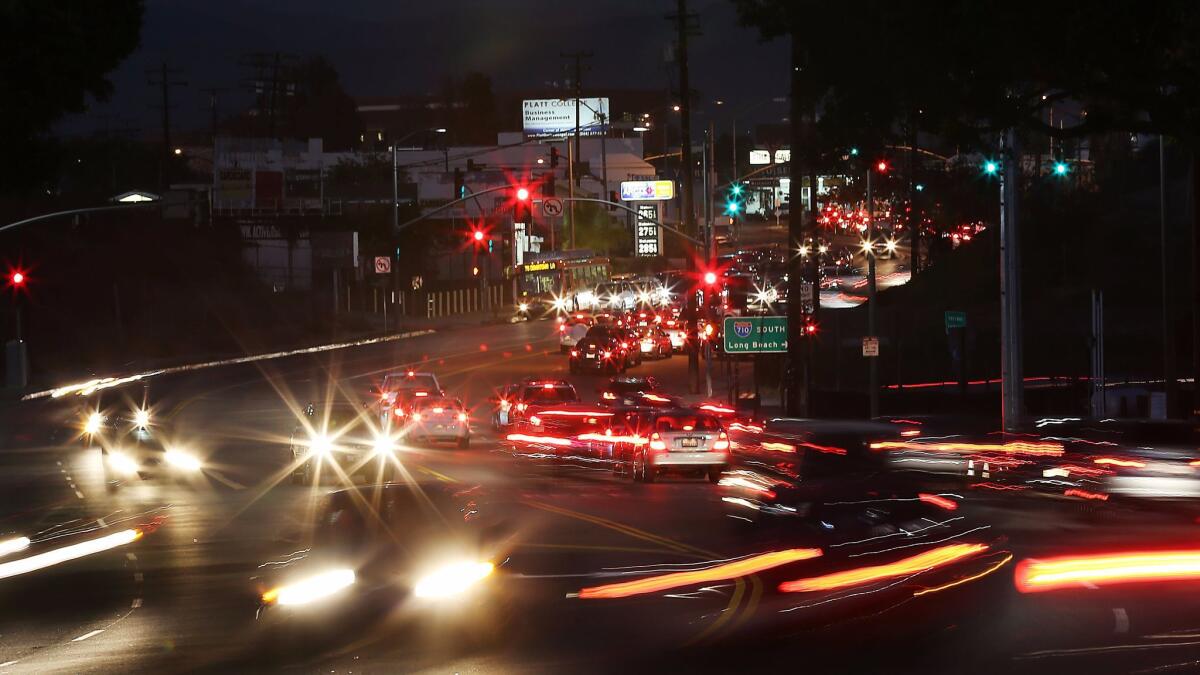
[375,371,443,423]
[406,397,471,448]
[80,402,205,489]
[598,376,661,404]
[253,483,508,637]
[613,326,643,367]
[569,325,630,374]
[490,379,580,430]
[613,409,730,483]
[661,317,687,352]
[558,314,593,353]
[636,326,673,360]
[290,402,398,485]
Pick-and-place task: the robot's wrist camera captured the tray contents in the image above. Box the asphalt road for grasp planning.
[1,319,1199,674]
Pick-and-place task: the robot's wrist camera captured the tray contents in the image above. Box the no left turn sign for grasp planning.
[374,256,391,274]
[542,198,564,217]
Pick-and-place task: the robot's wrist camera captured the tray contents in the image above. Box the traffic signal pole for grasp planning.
[999,129,1024,431]
[671,0,700,394]
[866,169,879,418]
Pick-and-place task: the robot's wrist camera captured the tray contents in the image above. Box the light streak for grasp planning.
[506,433,573,447]
[578,548,823,600]
[918,493,959,510]
[0,529,141,581]
[1094,457,1146,468]
[914,553,1013,597]
[779,543,989,593]
[869,440,1064,457]
[1063,488,1109,501]
[1015,549,1200,593]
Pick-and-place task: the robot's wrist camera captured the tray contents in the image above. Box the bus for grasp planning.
[509,251,612,313]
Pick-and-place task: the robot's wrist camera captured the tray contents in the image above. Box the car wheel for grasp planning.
[458,436,470,449]
[707,468,722,484]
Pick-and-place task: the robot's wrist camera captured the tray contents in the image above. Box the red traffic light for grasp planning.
[875,161,889,173]
[10,272,24,286]
[515,187,530,201]
[703,271,718,285]
[804,321,818,335]
[473,230,485,242]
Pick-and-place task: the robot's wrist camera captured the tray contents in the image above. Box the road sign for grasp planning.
[542,198,564,217]
[862,336,880,357]
[944,311,967,329]
[411,275,423,290]
[723,316,787,354]
[374,256,391,274]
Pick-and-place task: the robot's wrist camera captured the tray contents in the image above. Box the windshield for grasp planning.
[384,374,439,392]
[522,386,578,403]
[654,415,721,432]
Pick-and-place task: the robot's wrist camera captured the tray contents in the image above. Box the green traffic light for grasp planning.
[849,147,860,157]
[1053,161,1069,176]
[725,201,740,215]
[730,184,743,197]
[915,183,925,192]
[983,160,999,175]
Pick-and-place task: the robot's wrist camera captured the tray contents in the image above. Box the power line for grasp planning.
[146,61,187,188]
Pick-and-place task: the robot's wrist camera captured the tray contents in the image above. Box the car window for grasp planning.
[413,398,463,411]
[654,415,721,431]
[384,374,439,391]
[585,326,612,339]
[523,386,579,403]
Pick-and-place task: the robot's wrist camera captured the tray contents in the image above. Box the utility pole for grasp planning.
[239,52,297,139]
[1160,136,1176,417]
[999,129,1024,432]
[146,62,187,188]
[785,33,806,415]
[669,0,701,393]
[561,51,592,242]
[908,112,920,276]
[866,168,878,417]
[199,87,226,145]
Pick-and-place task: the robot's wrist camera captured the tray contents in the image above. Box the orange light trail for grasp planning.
[778,543,989,593]
[918,493,959,510]
[505,433,573,447]
[1063,488,1109,501]
[869,440,1064,457]
[578,548,823,600]
[1015,549,1200,593]
[1093,457,1146,468]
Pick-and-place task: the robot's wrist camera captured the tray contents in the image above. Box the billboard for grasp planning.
[749,150,771,165]
[620,180,674,201]
[522,98,610,138]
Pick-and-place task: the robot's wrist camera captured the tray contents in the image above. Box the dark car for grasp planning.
[598,376,661,404]
[290,402,398,485]
[491,379,580,430]
[569,325,631,374]
[253,483,508,637]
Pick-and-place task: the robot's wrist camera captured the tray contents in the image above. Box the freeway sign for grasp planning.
[944,311,967,329]
[862,336,880,357]
[723,316,787,353]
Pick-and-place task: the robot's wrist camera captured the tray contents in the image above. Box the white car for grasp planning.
[662,318,687,352]
[558,316,592,352]
[620,411,729,483]
[406,397,470,448]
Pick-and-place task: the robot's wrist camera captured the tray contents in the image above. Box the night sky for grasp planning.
[61,0,790,138]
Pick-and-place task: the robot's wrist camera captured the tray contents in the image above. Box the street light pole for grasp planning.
[1161,135,1176,416]
[999,129,1024,431]
[866,168,878,418]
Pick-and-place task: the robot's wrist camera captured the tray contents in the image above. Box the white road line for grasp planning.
[74,491,85,499]
[0,659,19,667]
[96,518,107,527]
[125,553,137,561]
[130,598,142,609]
[56,461,61,466]
[1114,607,1130,633]
[64,475,71,481]
[71,629,104,642]
[133,572,143,583]
[68,483,76,489]
[208,472,247,491]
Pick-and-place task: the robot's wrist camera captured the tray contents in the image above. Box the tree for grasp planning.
[287,56,363,151]
[0,1,144,196]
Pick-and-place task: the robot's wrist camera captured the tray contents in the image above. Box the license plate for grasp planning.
[585,354,595,359]
[681,438,699,448]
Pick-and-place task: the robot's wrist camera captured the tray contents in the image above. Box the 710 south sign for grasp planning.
[723,316,788,353]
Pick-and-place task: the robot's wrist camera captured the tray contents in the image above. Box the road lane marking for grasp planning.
[126,553,137,561]
[74,491,84,499]
[0,660,19,667]
[96,518,107,527]
[208,471,247,491]
[131,598,142,609]
[417,466,457,483]
[71,629,104,642]
[1114,607,1129,633]
[133,572,143,582]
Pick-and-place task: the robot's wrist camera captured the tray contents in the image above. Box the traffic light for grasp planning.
[513,185,532,224]
[1053,161,1069,177]
[724,183,744,217]
[453,168,465,199]
[915,183,926,192]
[730,184,743,197]
[875,160,889,173]
[473,229,485,243]
[983,160,1000,176]
[703,271,718,286]
[803,319,818,336]
[550,146,560,167]
[849,147,860,157]
[542,172,556,197]
[8,271,24,287]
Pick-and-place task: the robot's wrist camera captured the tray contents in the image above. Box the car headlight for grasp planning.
[132,409,151,429]
[518,302,529,313]
[552,298,567,310]
[262,568,356,606]
[413,561,494,599]
[372,435,396,456]
[84,412,104,435]
[309,434,334,457]
[108,451,139,475]
[164,449,202,472]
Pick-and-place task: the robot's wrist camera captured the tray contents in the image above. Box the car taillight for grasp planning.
[601,351,612,359]
[602,392,616,400]
[714,432,730,450]
[649,432,667,451]
[412,412,422,421]
[530,415,542,426]
[559,324,566,332]
[457,412,468,422]
[516,403,527,412]
[570,350,579,357]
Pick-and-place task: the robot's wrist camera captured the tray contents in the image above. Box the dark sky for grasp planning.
[62,0,790,138]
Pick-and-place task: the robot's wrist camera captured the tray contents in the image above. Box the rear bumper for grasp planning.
[651,451,728,468]
[571,357,616,370]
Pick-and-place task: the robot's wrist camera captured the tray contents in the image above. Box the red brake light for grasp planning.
[714,431,730,450]
[415,391,429,397]
[559,324,566,332]
[649,433,667,451]
[918,493,958,511]
[544,383,555,389]
[570,350,579,357]
[393,408,406,417]
[407,371,415,377]
[411,412,422,421]
[457,412,468,422]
